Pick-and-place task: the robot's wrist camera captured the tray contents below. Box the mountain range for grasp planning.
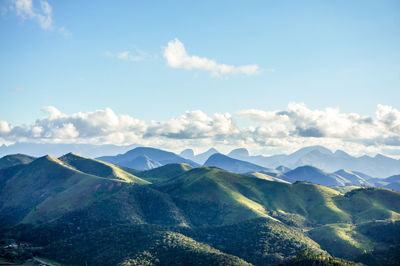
[221,145,400,178]
[0,151,399,265]
[93,146,399,189]
[96,147,199,170]
[3,143,400,178]
[178,145,400,178]
[0,142,136,158]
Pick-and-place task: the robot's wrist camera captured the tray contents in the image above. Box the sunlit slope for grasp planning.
[309,220,400,260]
[334,188,400,222]
[0,155,106,226]
[157,167,353,225]
[0,154,151,226]
[59,152,149,184]
[247,171,290,183]
[0,154,36,169]
[334,169,372,186]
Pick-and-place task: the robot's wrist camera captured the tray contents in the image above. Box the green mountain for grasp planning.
[135,163,192,183]
[58,152,148,183]
[1,153,400,265]
[0,154,35,169]
[33,218,325,266]
[156,166,356,226]
[247,171,290,183]
[37,224,251,266]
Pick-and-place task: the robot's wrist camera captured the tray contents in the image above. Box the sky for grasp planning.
[1,0,400,156]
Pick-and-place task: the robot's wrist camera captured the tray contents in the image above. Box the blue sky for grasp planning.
[1,0,400,155]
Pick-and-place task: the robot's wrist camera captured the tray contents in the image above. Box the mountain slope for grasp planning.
[97,147,199,170]
[264,146,400,178]
[179,148,195,160]
[1,154,400,265]
[224,145,400,178]
[284,165,350,186]
[0,155,105,226]
[157,167,353,225]
[135,163,192,183]
[247,172,290,183]
[0,154,36,169]
[369,175,400,191]
[228,148,250,158]
[204,153,270,174]
[59,152,149,183]
[334,169,372,186]
[37,224,251,266]
[192,147,219,164]
[0,154,191,230]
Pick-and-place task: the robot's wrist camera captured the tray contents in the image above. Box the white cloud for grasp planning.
[10,0,68,34]
[163,38,260,76]
[106,49,149,62]
[0,121,12,135]
[146,110,238,139]
[376,104,400,135]
[2,104,400,157]
[238,103,380,139]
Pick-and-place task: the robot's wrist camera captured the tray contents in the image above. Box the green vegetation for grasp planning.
[357,245,400,266]
[247,172,290,183]
[135,163,192,183]
[309,223,373,259]
[37,225,251,266]
[309,219,400,260]
[0,154,36,169]
[59,152,149,183]
[335,188,400,223]
[330,186,361,193]
[278,249,361,266]
[1,154,400,265]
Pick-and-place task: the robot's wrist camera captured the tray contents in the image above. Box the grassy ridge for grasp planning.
[59,152,149,184]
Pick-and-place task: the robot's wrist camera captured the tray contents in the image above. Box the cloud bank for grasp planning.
[163,38,260,76]
[1,103,400,157]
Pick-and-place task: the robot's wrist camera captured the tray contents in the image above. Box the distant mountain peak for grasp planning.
[204,153,269,174]
[97,146,199,170]
[374,153,390,159]
[296,145,333,155]
[62,152,87,158]
[293,165,326,173]
[40,154,59,162]
[180,148,195,158]
[275,165,291,173]
[228,148,249,158]
[0,153,36,169]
